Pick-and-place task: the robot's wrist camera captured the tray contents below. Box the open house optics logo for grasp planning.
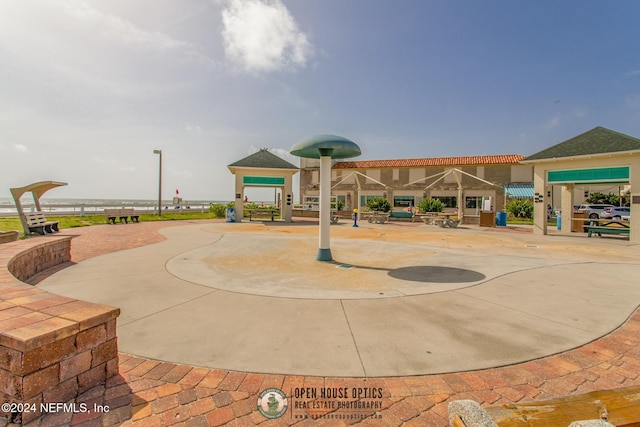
[257,388,288,419]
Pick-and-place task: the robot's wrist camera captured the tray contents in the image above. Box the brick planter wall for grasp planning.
[0,236,120,424]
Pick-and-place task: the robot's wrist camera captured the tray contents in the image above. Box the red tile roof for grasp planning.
[333,154,526,169]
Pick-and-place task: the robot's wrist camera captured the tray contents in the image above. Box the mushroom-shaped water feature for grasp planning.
[290,135,361,261]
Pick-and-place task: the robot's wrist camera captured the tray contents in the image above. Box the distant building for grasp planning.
[298,154,532,224]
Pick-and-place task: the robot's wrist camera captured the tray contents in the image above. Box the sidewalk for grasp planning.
[16,220,640,426]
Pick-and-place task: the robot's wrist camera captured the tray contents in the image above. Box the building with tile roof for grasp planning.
[298,153,532,224]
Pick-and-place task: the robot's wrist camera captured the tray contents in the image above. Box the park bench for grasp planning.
[449,384,640,427]
[24,212,60,235]
[248,208,275,221]
[104,208,140,224]
[390,211,414,221]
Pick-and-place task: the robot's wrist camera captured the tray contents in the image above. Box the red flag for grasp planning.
[176,189,179,195]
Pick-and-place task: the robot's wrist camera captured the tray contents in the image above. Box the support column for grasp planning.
[317,150,333,261]
[234,175,244,222]
[533,166,547,236]
[560,184,574,234]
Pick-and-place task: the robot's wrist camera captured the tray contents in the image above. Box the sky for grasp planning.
[1,0,639,202]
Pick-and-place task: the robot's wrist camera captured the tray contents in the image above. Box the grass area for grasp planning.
[0,212,215,235]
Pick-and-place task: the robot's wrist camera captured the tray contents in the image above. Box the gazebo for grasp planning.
[521,127,640,242]
[227,149,299,222]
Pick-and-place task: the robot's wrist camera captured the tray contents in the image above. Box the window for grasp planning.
[465,196,483,209]
[393,196,415,208]
[433,196,457,208]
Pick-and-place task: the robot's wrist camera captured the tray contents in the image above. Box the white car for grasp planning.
[576,204,615,219]
[600,206,630,221]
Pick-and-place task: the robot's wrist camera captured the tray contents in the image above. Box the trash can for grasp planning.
[556,214,561,230]
[496,211,507,227]
[479,211,495,227]
[225,208,236,223]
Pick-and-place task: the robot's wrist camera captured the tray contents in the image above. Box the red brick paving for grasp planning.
[11,221,640,426]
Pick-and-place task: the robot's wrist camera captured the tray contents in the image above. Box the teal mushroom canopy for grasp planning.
[290,134,361,159]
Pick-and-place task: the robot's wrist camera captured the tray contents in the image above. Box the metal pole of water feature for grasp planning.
[290,135,361,262]
[318,148,333,260]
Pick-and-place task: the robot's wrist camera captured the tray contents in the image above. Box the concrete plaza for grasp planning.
[27,219,640,426]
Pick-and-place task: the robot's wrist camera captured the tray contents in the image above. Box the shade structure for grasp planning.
[290,135,361,262]
[10,181,68,235]
[290,134,361,159]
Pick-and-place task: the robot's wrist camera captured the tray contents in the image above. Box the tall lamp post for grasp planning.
[153,149,162,216]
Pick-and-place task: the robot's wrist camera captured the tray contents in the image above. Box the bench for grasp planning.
[248,208,275,221]
[449,384,640,427]
[105,208,140,224]
[585,226,630,238]
[23,211,59,235]
[390,211,414,220]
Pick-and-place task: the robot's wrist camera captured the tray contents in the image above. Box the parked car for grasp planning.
[576,204,615,219]
[600,206,631,221]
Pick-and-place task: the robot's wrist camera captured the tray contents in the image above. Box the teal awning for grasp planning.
[504,184,533,199]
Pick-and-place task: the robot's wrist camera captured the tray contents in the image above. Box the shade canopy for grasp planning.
[10,181,68,204]
[290,134,361,159]
[10,181,68,235]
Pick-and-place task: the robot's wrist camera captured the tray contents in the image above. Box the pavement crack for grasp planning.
[118,289,221,327]
[340,300,368,377]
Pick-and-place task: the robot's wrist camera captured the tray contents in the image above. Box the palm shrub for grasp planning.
[418,198,446,213]
[366,197,391,212]
[209,202,235,218]
[505,199,533,219]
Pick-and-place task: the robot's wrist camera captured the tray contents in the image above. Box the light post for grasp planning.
[153,149,162,216]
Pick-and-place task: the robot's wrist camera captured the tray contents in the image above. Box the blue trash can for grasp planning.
[496,211,507,227]
[225,208,236,223]
[556,214,561,230]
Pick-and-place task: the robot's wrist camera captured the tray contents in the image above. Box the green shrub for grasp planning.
[586,192,620,206]
[210,203,226,218]
[418,198,446,213]
[366,197,391,212]
[505,199,533,219]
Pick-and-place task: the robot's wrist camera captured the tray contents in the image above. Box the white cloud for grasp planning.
[221,0,313,73]
[13,144,28,153]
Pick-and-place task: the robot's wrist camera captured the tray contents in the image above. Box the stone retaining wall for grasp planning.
[0,236,120,424]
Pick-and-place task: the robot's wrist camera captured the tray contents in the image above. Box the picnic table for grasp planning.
[584,218,630,238]
[417,212,460,228]
[360,211,390,224]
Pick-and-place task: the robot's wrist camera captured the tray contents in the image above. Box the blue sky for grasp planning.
[1,0,639,202]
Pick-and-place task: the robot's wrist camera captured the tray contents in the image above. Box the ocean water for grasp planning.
[0,197,225,216]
